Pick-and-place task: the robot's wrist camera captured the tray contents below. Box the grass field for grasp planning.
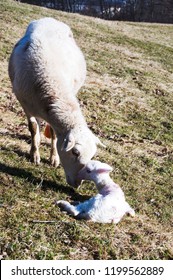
[0,0,173,260]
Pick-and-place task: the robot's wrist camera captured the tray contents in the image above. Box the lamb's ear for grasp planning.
[98,163,113,173]
[61,131,75,152]
[95,136,106,148]
[103,163,113,172]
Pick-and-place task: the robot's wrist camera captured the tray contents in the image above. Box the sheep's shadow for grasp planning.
[1,130,52,147]
[0,130,30,143]
[0,162,90,201]
[14,147,50,165]
[1,145,49,165]
[1,130,55,164]
[1,131,91,201]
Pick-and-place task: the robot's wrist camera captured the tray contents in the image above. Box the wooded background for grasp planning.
[16,0,173,23]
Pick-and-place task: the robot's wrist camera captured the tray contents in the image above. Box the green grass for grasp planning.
[0,0,173,260]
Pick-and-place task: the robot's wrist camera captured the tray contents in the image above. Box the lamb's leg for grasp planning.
[125,202,135,217]
[128,208,135,217]
[28,116,40,165]
[76,212,91,220]
[57,200,91,220]
[49,126,60,167]
[56,200,79,216]
[112,217,121,224]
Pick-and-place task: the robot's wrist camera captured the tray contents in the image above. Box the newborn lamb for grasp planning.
[57,160,135,223]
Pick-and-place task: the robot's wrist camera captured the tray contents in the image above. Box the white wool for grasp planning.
[8,18,104,186]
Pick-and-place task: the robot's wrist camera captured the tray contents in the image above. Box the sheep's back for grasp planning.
[10,18,86,100]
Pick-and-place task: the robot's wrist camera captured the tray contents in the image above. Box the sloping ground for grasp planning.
[0,0,173,259]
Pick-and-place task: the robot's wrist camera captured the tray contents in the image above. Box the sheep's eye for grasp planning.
[86,169,91,173]
[72,148,80,157]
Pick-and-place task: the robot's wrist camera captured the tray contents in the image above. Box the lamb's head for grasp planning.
[77,160,113,187]
[57,128,105,187]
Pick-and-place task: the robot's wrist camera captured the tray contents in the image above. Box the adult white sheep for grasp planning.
[57,160,135,223]
[8,17,104,187]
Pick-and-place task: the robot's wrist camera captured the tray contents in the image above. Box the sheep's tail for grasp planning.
[44,123,51,138]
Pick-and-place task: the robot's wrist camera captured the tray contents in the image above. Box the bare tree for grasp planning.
[134,0,173,23]
[16,1,173,22]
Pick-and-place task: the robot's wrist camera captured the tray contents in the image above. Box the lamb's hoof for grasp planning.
[129,209,135,217]
[56,200,70,210]
[56,200,66,206]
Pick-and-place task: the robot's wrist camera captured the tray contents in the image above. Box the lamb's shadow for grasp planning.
[0,162,90,201]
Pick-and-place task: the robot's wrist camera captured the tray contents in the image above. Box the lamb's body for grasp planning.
[57,161,135,223]
[9,18,102,186]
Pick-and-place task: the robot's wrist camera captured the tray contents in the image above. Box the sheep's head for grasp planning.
[77,160,113,186]
[57,128,105,187]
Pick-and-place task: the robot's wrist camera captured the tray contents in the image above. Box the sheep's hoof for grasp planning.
[30,150,40,165]
[50,154,60,167]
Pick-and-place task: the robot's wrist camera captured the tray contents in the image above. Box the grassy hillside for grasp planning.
[0,0,173,260]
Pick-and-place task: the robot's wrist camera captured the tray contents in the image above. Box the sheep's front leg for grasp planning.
[49,126,60,167]
[28,117,41,165]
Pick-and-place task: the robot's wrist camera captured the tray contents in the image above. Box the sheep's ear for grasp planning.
[95,136,106,148]
[61,131,75,152]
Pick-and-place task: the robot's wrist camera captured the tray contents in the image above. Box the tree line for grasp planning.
[16,0,173,23]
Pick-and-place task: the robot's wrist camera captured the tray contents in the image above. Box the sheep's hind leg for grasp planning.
[49,126,60,167]
[28,116,41,165]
